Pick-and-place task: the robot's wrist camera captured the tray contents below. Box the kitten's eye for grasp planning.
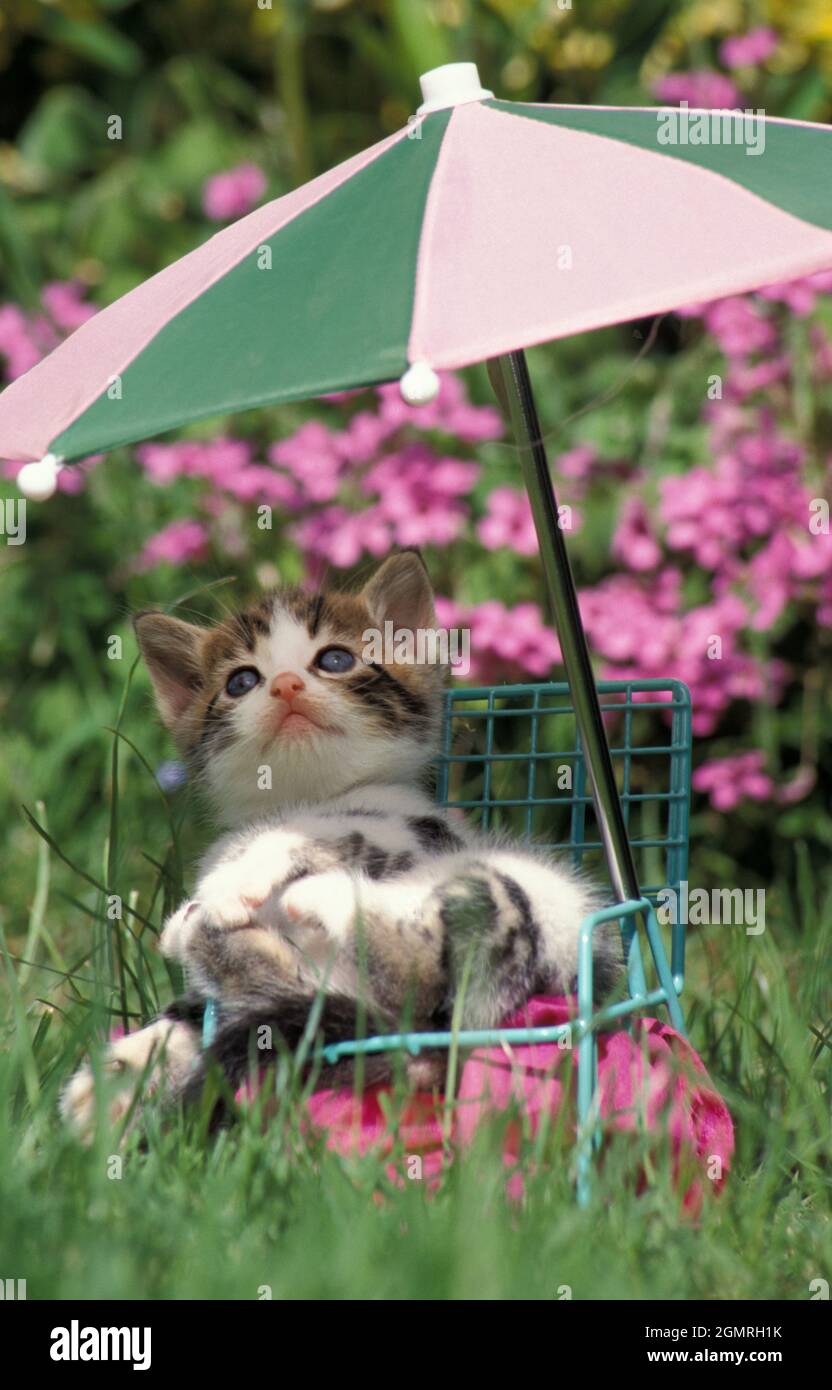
[315,646,355,674]
[225,667,261,698]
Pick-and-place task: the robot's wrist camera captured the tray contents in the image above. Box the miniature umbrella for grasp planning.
[3,62,832,910]
[3,64,832,469]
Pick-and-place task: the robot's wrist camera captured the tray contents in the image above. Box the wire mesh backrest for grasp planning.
[434,679,692,902]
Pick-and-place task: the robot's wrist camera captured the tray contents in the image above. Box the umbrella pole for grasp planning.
[492,350,641,904]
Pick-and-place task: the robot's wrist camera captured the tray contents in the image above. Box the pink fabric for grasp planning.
[408,101,832,367]
[268,996,734,1210]
[0,123,417,462]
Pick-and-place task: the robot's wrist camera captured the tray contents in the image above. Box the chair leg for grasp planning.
[576,1031,602,1209]
[576,1025,595,1208]
[642,902,687,1036]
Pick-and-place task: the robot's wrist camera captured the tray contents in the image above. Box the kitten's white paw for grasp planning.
[194,851,287,929]
[160,898,203,959]
[280,870,358,943]
[60,1020,195,1144]
[160,862,278,963]
[60,1062,134,1145]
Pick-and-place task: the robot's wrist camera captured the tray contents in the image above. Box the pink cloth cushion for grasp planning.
[263,995,734,1210]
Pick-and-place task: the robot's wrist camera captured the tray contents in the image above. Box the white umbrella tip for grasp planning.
[400,361,440,406]
[17,453,64,501]
[417,63,493,115]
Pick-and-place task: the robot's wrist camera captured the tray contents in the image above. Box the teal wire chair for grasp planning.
[204,677,692,1205]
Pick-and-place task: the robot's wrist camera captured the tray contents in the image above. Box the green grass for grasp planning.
[0,970,829,1300]
[1,702,830,1301]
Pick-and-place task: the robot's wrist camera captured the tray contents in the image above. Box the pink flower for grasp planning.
[726,355,790,399]
[221,465,303,507]
[291,505,392,568]
[579,573,780,736]
[611,496,662,572]
[134,435,310,508]
[202,163,266,221]
[555,445,597,497]
[692,751,774,812]
[337,409,398,465]
[719,28,778,70]
[0,305,48,379]
[393,499,466,547]
[653,71,742,110]
[477,487,538,556]
[0,282,95,382]
[702,297,778,358]
[269,421,347,502]
[137,438,274,495]
[41,281,97,333]
[554,445,637,500]
[659,416,807,579]
[363,444,475,547]
[375,374,502,443]
[747,527,832,630]
[137,520,209,570]
[435,598,560,681]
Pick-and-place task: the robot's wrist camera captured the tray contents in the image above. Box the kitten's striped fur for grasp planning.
[62,552,620,1138]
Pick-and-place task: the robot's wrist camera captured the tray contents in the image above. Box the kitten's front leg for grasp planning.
[194,828,309,928]
[159,832,353,999]
[160,828,308,963]
[280,869,359,945]
[60,1017,200,1144]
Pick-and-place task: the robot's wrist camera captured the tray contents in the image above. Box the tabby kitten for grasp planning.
[61,551,620,1138]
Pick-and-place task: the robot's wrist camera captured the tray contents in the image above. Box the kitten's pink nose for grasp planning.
[270,671,306,704]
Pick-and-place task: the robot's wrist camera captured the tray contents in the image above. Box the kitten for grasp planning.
[61,551,621,1138]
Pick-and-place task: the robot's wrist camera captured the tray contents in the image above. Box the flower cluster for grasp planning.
[137,518,209,570]
[476,486,538,556]
[718,28,778,71]
[581,575,786,737]
[661,274,832,631]
[435,596,560,681]
[692,751,774,812]
[653,24,779,111]
[133,374,500,573]
[653,70,743,110]
[202,163,266,221]
[0,280,96,383]
[592,268,832,803]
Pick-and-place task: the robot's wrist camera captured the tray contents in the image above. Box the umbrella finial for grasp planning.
[400,361,440,406]
[17,453,64,501]
[417,63,493,115]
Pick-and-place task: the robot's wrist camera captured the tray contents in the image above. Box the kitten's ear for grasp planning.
[132,612,206,732]
[360,551,435,633]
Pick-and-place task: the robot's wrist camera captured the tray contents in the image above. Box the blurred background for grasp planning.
[1,0,832,976]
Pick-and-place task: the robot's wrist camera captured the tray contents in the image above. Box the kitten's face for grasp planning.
[134,553,445,824]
